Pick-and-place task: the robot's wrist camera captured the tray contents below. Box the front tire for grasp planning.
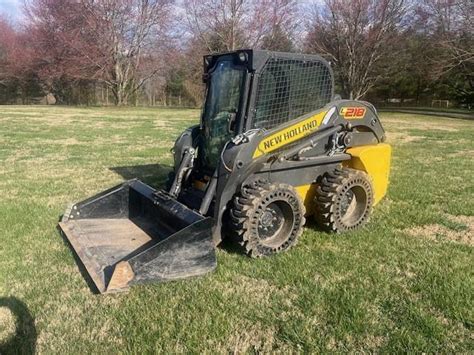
[230,181,306,257]
[314,167,374,232]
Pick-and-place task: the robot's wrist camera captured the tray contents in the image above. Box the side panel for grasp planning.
[252,110,328,158]
[344,144,392,205]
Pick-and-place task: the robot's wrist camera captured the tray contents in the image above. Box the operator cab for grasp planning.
[197,49,334,174]
[200,52,250,171]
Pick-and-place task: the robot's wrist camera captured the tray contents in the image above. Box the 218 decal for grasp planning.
[340,107,366,119]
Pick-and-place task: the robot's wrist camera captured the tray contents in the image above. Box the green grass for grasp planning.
[379,106,473,114]
[0,106,472,353]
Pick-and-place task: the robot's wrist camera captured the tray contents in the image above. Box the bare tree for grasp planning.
[0,17,12,86]
[261,0,300,51]
[419,0,473,74]
[89,0,174,105]
[417,0,473,102]
[25,0,174,105]
[183,0,299,52]
[306,0,408,99]
[0,15,43,102]
[177,0,301,107]
[0,17,20,86]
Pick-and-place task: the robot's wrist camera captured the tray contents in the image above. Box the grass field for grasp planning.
[0,106,472,353]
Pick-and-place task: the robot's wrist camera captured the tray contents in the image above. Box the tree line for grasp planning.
[0,0,472,108]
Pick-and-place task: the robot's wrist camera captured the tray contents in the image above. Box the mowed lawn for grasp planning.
[0,106,472,353]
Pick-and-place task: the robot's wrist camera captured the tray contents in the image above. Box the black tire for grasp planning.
[314,167,373,232]
[230,181,306,257]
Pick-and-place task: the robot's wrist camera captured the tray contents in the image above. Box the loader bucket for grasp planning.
[59,179,216,293]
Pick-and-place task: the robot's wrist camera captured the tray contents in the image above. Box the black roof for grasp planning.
[203,49,332,73]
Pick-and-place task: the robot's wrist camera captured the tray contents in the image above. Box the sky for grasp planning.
[0,0,21,21]
[0,0,321,23]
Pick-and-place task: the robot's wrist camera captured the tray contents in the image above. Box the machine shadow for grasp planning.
[304,218,328,232]
[219,237,246,255]
[0,297,37,355]
[110,163,173,189]
[218,219,329,257]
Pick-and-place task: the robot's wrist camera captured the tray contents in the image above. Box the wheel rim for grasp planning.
[340,185,368,226]
[257,201,295,248]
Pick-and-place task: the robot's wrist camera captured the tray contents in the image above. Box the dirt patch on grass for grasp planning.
[0,307,16,344]
[153,121,180,129]
[448,149,474,158]
[386,132,425,143]
[326,334,386,352]
[363,335,386,350]
[211,320,295,353]
[4,148,33,163]
[217,276,286,305]
[404,215,473,246]
[383,117,461,132]
[36,138,83,146]
[223,323,278,353]
[36,293,111,349]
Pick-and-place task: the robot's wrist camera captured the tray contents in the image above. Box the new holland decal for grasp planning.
[340,107,366,119]
[253,111,327,158]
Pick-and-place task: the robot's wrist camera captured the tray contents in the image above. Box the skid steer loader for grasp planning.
[59,50,391,293]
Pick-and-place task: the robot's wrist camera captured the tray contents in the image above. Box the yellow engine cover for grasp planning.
[294,143,391,214]
[295,184,318,215]
[343,143,392,205]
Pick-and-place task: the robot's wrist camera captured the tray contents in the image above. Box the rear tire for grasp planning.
[230,181,306,257]
[314,167,373,232]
